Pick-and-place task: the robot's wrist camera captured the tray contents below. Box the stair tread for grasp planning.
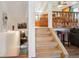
[36,32,51,35]
[35,28,64,58]
[37,47,62,52]
[37,41,57,45]
[36,34,52,37]
[36,53,61,57]
[36,37,53,41]
[36,48,62,58]
[36,53,61,58]
[36,35,53,38]
[36,39,53,42]
[37,44,59,48]
[37,49,62,54]
[36,34,51,37]
[35,28,49,31]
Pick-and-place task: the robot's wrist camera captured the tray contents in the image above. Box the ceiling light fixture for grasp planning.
[58,1,67,5]
[57,1,67,8]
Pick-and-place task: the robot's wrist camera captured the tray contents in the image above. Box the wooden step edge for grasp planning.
[36,46,62,53]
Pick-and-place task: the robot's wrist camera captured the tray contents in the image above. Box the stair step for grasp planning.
[36,33,52,37]
[36,53,61,58]
[36,36,53,41]
[36,29,49,32]
[36,42,58,47]
[37,41,56,45]
[37,48,62,53]
[36,39,53,42]
[36,48,62,58]
[36,36,53,39]
[36,31,51,35]
[36,54,61,58]
[36,42,58,48]
[36,28,49,31]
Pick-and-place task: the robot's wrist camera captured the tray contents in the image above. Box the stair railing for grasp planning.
[49,28,69,58]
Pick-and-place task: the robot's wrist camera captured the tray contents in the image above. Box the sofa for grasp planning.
[69,28,79,47]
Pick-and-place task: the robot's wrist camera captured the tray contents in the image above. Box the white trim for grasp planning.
[28,1,36,58]
[48,2,52,28]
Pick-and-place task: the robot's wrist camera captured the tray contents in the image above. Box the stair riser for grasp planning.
[36,40,52,42]
[36,29,49,31]
[36,34,51,37]
[36,36,53,40]
[36,53,62,57]
[36,32,51,35]
[37,50,62,53]
[36,44,58,48]
[36,53,61,58]
[36,39,53,42]
[37,44,58,47]
[36,41,56,44]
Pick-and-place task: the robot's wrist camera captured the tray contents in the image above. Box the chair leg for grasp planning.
[68,33,70,47]
[68,37,70,47]
[62,34,65,45]
[61,33,65,45]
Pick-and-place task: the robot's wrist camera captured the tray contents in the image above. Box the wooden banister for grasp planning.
[49,28,69,58]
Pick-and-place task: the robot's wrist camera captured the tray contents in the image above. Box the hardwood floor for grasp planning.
[11,54,28,58]
[2,54,28,58]
[65,44,79,58]
[1,48,28,58]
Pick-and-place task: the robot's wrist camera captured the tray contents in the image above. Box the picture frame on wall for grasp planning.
[18,23,27,29]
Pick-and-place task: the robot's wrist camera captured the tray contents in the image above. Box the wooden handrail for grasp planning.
[49,28,69,58]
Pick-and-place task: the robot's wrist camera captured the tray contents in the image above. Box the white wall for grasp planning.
[28,2,36,57]
[0,2,5,31]
[0,1,28,31]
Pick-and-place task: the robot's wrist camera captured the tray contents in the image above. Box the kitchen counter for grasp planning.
[53,28,70,45]
[53,28,70,32]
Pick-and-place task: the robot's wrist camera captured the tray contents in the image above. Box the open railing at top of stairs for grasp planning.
[49,28,69,58]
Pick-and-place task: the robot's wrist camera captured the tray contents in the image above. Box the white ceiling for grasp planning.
[50,1,79,11]
[0,1,78,17]
[33,1,79,12]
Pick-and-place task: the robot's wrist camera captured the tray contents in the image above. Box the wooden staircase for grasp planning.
[35,28,68,58]
[35,13,48,27]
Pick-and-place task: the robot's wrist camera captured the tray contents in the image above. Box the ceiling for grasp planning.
[0,1,79,15]
[33,1,79,12]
